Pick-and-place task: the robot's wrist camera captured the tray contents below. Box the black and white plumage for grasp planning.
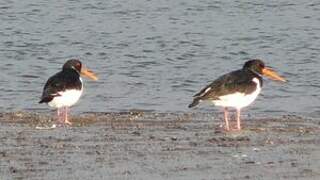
[189,59,286,131]
[39,59,98,125]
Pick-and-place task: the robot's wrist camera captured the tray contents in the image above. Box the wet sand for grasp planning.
[0,111,319,180]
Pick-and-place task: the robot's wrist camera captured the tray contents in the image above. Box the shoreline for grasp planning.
[0,111,319,179]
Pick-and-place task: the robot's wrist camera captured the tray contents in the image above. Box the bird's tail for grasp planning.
[39,96,53,104]
[188,97,200,108]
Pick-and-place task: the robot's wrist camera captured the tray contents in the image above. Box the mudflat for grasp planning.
[0,112,319,180]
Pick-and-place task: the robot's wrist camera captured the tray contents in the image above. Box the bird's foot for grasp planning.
[223,124,241,132]
[64,120,72,126]
[218,124,232,132]
[56,118,65,126]
[231,128,241,132]
[54,119,72,127]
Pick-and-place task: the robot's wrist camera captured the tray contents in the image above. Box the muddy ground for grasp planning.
[0,111,319,180]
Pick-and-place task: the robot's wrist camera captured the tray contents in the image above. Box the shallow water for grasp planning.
[1,0,320,117]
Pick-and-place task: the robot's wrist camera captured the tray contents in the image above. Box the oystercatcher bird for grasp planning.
[188,59,286,131]
[39,59,98,125]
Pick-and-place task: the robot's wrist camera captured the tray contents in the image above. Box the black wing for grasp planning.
[39,69,81,103]
[39,72,65,103]
[193,70,259,100]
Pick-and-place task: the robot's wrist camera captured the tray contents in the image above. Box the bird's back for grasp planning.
[189,69,262,107]
[39,69,82,103]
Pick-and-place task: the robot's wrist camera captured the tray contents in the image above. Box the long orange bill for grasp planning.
[81,67,98,81]
[262,67,286,82]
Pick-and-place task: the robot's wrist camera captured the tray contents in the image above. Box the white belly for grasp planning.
[212,78,261,109]
[48,89,83,108]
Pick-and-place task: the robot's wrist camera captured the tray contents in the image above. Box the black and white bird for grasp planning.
[188,59,286,131]
[39,59,98,125]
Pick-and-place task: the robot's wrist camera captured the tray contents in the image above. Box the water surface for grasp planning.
[0,0,320,117]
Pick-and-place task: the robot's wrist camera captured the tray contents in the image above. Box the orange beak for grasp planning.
[262,67,286,82]
[81,67,98,81]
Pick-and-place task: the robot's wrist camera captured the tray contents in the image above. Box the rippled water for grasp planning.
[1,0,320,117]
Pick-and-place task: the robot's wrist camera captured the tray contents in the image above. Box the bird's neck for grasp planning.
[244,68,260,77]
[62,68,80,76]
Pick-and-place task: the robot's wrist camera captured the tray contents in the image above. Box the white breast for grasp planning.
[48,78,83,108]
[212,78,261,109]
[48,89,83,108]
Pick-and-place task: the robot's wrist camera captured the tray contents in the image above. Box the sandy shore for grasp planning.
[0,111,319,180]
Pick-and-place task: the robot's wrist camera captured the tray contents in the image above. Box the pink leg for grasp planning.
[64,107,72,125]
[224,107,230,131]
[57,108,60,120]
[236,108,241,130]
[57,108,63,123]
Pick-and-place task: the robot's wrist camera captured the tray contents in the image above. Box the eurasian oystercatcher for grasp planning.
[39,59,98,125]
[188,59,286,131]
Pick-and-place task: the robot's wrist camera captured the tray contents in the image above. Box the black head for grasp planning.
[243,59,265,75]
[62,59,98,80]
[243,59,286,82]
[63,59,82,73]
